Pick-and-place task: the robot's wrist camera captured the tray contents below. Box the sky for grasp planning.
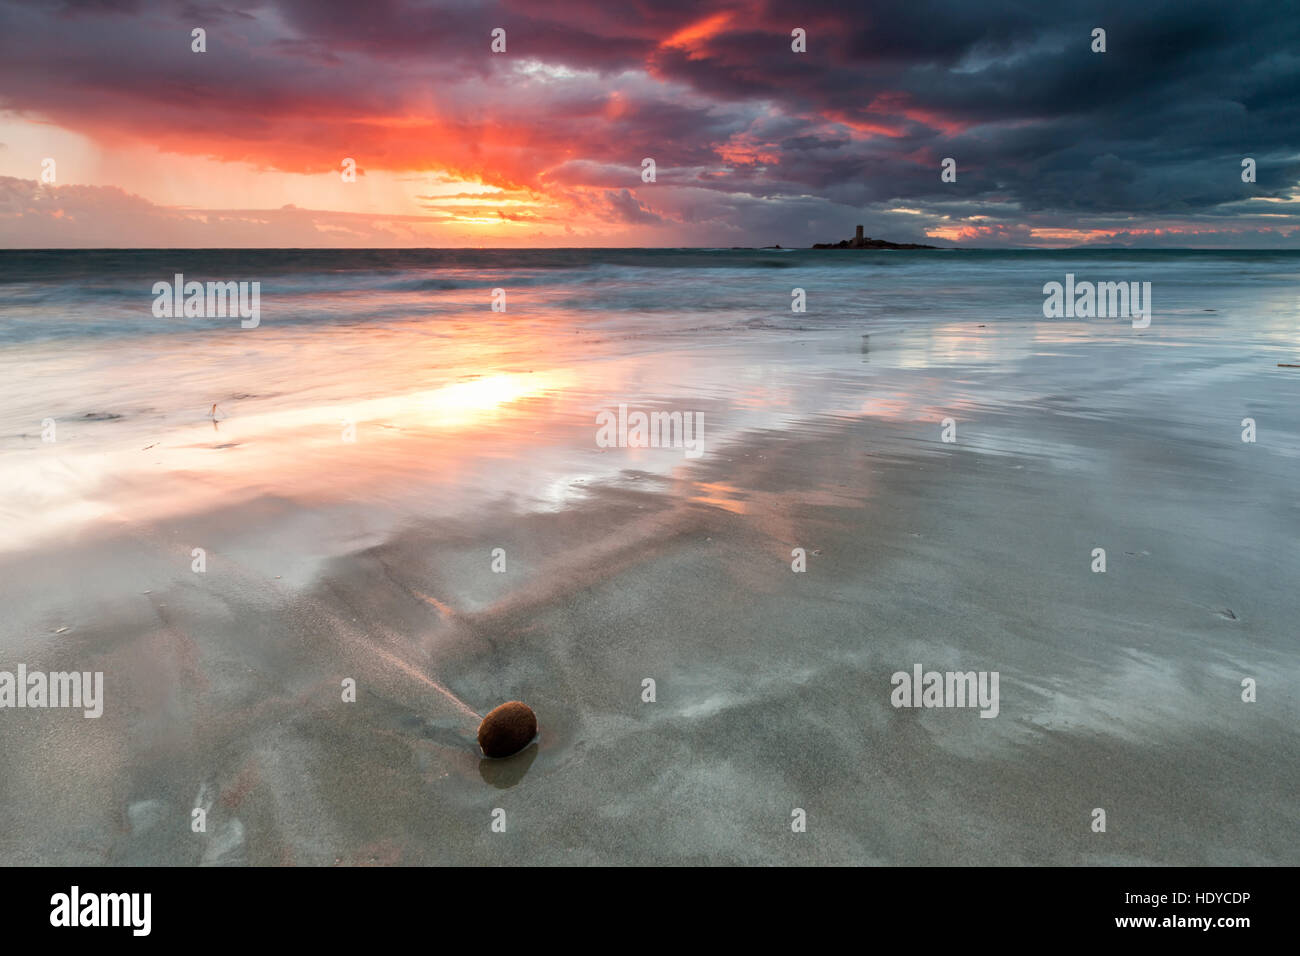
[0,0,1297,248]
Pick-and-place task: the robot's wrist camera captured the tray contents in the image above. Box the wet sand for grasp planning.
[2,302,1298,865]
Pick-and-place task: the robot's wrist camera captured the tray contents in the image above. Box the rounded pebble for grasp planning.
[478,701,538,758]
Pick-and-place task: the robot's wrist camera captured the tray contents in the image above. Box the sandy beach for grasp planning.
[1,249,1297,865]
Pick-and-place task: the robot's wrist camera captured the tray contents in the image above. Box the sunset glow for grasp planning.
[1,0,1296,248]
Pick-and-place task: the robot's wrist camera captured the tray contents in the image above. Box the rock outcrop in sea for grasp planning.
[812,225,938,250]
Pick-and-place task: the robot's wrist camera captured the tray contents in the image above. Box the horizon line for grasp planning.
[2,245,1297,253]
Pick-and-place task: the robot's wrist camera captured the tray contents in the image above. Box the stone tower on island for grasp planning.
[810,224,938,250]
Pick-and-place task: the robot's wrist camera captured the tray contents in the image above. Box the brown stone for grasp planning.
[477,701,538,758]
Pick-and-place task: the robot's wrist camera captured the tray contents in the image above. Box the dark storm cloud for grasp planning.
[0,0,1296,244]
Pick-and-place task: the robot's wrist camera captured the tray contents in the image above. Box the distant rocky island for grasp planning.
[812,225,938,250]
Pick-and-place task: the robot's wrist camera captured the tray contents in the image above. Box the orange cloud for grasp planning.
[716,133,781,166]
[660,12,736,59]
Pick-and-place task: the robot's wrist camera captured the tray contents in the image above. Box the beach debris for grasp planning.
[478,701,538,758]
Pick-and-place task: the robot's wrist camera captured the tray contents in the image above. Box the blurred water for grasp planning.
[0,248,1297,554]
